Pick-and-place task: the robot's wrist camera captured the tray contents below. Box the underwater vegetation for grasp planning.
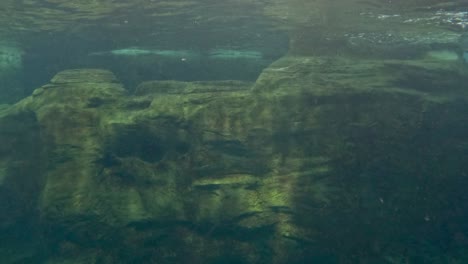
[1,52,468,264]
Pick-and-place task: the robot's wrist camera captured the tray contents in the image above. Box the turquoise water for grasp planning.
[1,1,468,263]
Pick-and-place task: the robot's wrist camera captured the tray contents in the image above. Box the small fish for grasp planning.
[89,47,264,61]
[209,49,263,60]
[89,47,198,58]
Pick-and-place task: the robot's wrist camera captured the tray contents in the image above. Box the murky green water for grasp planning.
[1,1,468,263]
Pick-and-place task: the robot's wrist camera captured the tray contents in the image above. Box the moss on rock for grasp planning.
[1,54,468,263]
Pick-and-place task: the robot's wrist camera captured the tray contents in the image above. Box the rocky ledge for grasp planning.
[1,55,468,263]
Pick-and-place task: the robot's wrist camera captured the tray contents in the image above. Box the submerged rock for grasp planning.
[50,68,119,84]
[1,54,468,263]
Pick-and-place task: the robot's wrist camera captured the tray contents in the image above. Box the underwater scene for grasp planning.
[1,0,468,263]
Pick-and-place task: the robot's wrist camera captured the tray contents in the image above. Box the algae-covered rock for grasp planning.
[250,55,468,262]
[0,106,45,263]
[50,69,119,84]
[1,54,468,263]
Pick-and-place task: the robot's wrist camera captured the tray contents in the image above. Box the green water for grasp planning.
[1,1,468,263]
